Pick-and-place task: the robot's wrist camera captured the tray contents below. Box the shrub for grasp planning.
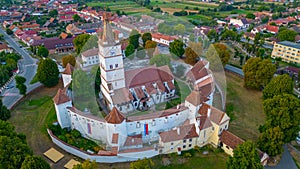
[183,152,192,158]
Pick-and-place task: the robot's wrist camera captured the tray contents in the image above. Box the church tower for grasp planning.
[99,13,125,109]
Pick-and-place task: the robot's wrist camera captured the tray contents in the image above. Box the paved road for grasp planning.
[265,145,297,169]
[0,27,41,109]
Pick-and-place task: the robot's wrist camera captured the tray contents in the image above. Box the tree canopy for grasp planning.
[142,32,152,47]
[262,94,300,143]
[214,43,230,66]
[185,47,198,65]
[129,29,141,49]
[20,155,50,169]
[262,74,293,100]
[37,58,59,87]
[149,54,171,67]
[74,34,91,54]
[73,159,97,169]
[169,39,184,58]
[130,158,154,169]
[125,44,135,60]
[207,29,218,42]
[62,55,76,68]
[0,99,10,121]
[174,24,185,37]
[37,46,49,58]
[0,120,33,169]
[145,40,157,58]
[278,29,297,42]
[242,58,276,89]
[257,126,284,156]
[227,141,263,169]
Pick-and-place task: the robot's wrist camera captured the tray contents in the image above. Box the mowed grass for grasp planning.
[152,150,228,169]
[8,82,61,155]
[225,72,265,141]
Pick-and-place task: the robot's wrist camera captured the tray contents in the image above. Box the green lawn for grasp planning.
[152,148,228,169]
[225,72,265,141]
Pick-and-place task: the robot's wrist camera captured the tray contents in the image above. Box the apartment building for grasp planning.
[271,41,300,64]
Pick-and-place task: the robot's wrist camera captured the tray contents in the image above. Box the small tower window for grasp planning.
[110,65,113,69]
[115,64,118,68]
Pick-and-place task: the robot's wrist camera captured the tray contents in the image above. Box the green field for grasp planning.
[225,72,265,141]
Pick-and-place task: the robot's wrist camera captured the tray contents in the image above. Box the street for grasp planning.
[0,27,41,109]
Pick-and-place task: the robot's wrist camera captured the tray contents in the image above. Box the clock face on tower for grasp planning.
[110,48,116,56]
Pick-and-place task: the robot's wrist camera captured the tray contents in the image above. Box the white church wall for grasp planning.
[55,101,72,129]
[69,110,108,144]
[126,109,190,142]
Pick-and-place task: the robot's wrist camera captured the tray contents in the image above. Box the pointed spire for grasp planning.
[105,107,125,124]
[101,10,115,45]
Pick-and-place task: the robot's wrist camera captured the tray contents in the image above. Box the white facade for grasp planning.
[82,53,99,67]
[62,74,72,88]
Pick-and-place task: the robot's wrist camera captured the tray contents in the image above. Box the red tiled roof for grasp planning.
[159,124,199,143]
[63,63,74,74]
[185,90,209,106]
[134,87,146,99]
[111,87,134,105]
[266,25,279,33]
[144,83,157,95]
[125,65,173,88]
[53,89,71,105]
[105,107,125,124]
[81,48,98,58]
[197,116,212,130]
[220,130,244,149]
[198,103,226,125]
[126,106,188,122]
[0,44,9,50]
[124,134,143,147]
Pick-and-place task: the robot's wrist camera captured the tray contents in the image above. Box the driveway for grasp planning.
[0,27,41,109]
[265,145,297,169]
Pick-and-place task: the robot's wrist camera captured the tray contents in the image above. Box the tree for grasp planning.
[174,24,185,37]
[62,55,76,68]
[136,46,146,59]
[15,75,26,84]
[242,58,276,89]
[263,94,300,142]
[73,159,97,169]
[263,74,293,100]
[185,47,198,65]
[130,158,154,169]
[129,29,141,49]
[73,34,91,54]
[0,120,32,169]
[227,141,263,169]
[149,54,171,67]
[49,9,58,17]
[37,58,59,87]
[37,46,49,58]
[278,29,297,42]
[207,29,218,42]
[72,69,94,98]
[0,34,4,40]
[21,155,50,169]
[257,126,284,156]
[145,40,157,58]
[0,99,10,121]
[214,43,230,66]
[189,34,195,42]
[142,32,152,47]
[169,39,184,58]
[125,44,135,60]
[73,14,81,22]
[246,13,255,19]
[17,83,27,95]
[6,28,13,35]
[221,29,237,41]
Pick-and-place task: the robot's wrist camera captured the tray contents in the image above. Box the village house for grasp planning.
[151,33,177,46]
[81,47,99,68]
